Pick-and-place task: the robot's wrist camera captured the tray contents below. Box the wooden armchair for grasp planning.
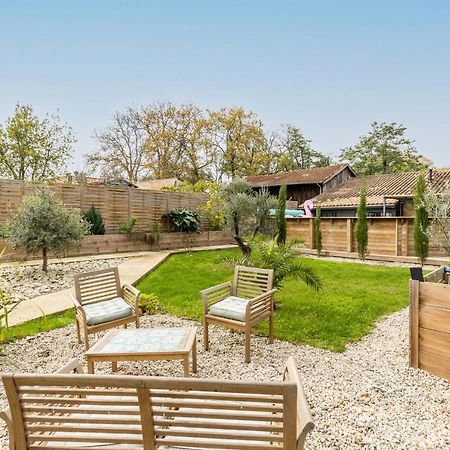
[201,265,276,363]
[70,267,140,350]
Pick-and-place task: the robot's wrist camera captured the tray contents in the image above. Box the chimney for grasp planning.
[428,167,433,185]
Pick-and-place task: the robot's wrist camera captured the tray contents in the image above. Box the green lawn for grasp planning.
[137,249,410,352]
[1,309,75,345]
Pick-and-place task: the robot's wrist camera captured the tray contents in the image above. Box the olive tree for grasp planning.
[222,179,276,256]
[424,186,450,259]
[8,189,89,271]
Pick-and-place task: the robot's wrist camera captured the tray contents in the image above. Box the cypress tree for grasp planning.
[413,174,429,266]
[276,184,287,245]
[83,205,105,235]
[314,205,322,256]
[356,183,368,260]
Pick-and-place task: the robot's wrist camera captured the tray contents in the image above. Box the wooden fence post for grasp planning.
[409,279,419,368]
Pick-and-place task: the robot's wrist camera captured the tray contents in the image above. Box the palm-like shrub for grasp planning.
[230,237,322,291]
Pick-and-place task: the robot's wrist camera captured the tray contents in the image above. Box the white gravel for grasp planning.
[0,309,449,449]
[0,258,127,299]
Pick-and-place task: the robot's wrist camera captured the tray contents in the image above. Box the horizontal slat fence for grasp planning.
[0,231,233,261]
[410,271,450,380]
[287,217,446,260]
[0,179,210,233]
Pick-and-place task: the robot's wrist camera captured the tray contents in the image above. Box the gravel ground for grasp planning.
[0,258,127,299]
[0,310,449,449]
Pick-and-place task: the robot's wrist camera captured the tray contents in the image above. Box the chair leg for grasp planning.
[245,328,251,363]
[269,315,274,344]
[203,318,209,351]
[75,319,81,344]
[83,328,90,351]
[124,323,128,329]
[135,314,140,328]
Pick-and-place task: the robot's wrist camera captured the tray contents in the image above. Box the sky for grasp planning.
[1,0,449,171]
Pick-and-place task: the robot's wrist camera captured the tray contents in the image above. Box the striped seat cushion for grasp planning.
[84,297,132,326]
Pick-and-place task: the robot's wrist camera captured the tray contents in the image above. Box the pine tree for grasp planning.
[276,185,287,245]
[413,174,429,266]
[356,183,368,260]
[83,205,105,235]
[314,205,322,256]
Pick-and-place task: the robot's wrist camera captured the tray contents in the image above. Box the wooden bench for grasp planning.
[1,357,314,450]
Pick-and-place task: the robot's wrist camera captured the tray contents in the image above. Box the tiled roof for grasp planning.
[135,178,180,190]
[313,169,450,208]
[245,164,354,187]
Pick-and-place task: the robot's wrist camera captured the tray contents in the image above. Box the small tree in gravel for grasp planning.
[314,205,323,256]
[8,188,89,271]
[424,185,450,259]
[276,184,287,245]
[355,183,368,260]
[413,174,429,266]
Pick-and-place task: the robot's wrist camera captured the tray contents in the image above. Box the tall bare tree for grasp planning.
[88,108,148,183]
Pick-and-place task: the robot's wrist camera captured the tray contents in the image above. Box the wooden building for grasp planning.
[312,168,450,217]
[245,164,356,205]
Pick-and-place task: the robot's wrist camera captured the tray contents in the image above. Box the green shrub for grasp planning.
[119,217,138,237]
[168,208,200,233]
[314,205,322,256]
[82,205,105,235]
[413,174,429,266]
[355,183,368,260]
[276,184,287,245]
[138,293,164,315]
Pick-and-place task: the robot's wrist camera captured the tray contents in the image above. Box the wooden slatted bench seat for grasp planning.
[1,357,314,450]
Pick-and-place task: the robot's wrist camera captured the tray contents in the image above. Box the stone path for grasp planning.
[7,245,235,326]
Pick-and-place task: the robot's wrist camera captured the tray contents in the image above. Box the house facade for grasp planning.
[245,164,356,206]
[311,168,450,217]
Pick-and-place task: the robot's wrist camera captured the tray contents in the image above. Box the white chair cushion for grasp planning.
[84,297,133,326]
[208,296,250,322]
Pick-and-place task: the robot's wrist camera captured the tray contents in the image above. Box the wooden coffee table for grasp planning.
[85,327,197,376]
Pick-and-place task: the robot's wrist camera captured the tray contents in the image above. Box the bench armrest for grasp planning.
[122,283,140,315]
[246,288,277,323]
[283,357,315,450]
[69,292,87,323]
[201,282,232,315]
[57,358,84,374]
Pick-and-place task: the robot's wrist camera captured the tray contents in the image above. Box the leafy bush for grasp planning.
[138,293,164,315]
[7,188,89,271]
[119,217,138,237]
[145,222,162,245]
[82,205,105,235]
[168,208,200,233]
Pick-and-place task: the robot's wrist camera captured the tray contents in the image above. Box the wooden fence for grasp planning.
[287,217,446,260]
[409,267,450,380]
[0,179,210,233]
[0,231,233,261]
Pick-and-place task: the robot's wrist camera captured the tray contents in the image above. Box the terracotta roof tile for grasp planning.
[136,178,180,190]
[313,169,450,208]
[245,164,353,187]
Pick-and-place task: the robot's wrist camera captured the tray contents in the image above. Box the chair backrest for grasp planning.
[233,265,274,299]
[2,372,298,450]
[73,267,121,305]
